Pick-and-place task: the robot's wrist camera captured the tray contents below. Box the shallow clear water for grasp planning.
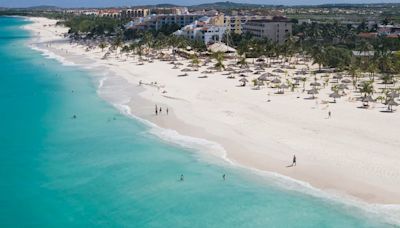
[0,17,395,227]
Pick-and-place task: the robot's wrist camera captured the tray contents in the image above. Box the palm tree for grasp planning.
[111,36,123,56]
[359,80,374,98]
[356,40,373,71]
[121,45,130,57]
[154,33,168,52]
[190,54,201,67]
[167,35,188,56]
[367,62,377,81]
[282,35,295,64]
[213,51,225,71]
[262,39,274,65]
[300,77,307,92]
[128,43,137,59]
[309,45,325,71]
[142,31,154,50]
[238,56,247,68]
[348,64,360,90]
[99,42,107,52]
[136,44,144,60]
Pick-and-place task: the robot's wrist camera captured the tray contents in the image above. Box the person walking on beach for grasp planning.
[180,174,184,181]
[292,155,297,166]
[166,108,169,115]
[328,111,331,118]
[155,105,158,115]
[159,107,162,114]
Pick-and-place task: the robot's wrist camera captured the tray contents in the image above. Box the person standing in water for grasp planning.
[180,174,184,181]
[222,174,226,181]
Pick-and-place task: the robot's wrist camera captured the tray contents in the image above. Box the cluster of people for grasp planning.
[155,105,168,116]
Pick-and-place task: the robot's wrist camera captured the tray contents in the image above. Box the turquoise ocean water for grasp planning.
[0,17,396,227]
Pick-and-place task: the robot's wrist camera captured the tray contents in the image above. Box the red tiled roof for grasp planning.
[358,32,378,39]
[386,34,400,38]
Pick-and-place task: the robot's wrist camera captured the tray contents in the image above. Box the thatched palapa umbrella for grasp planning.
[337,84,349,90]
[341,78,352,84]
[239,77,248,86]
[273,69,285,73]
[271,78,281,84]
[257,75,268,81]
[279,83,289,93]
[386,99,398,112]
[361,95,374,107]
[333,75,343,83]
[310,82,321,87]
[388,91,399,99]
[329,92,341,103]
[307,88,319,99]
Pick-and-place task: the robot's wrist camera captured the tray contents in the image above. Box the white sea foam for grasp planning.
[98,77,107,90]
[115,103,229,161]
[29,44,77,66]
[237,162,400,225]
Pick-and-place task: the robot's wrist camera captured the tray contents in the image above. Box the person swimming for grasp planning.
[180,174,184,181]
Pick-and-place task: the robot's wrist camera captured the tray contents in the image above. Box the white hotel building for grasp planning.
[173,17,227,44]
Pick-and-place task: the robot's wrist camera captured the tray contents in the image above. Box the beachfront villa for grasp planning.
[173,17,227,44]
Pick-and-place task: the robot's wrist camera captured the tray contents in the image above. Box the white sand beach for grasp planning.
[24,17,400,205]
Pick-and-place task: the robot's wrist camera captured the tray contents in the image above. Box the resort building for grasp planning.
[173,17,227,44]
[121,8,150,19]
[377,24,400,36]
[224,15,272,34]
[98,9,122,19]
[126,14,204,31]
[242,16,293,44]
[297,19,311,24]
[151,7,189,15]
